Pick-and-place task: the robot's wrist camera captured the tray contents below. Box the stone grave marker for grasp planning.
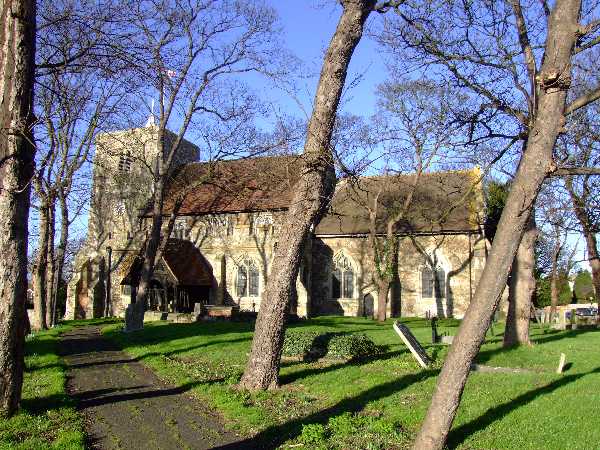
[556,353,566,374]
[393,321,431,368]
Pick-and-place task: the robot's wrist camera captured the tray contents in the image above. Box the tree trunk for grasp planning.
[413,3,580,448]
[549,237,561,321]
[588,238,600,317]
[45,200,55,327]
[377,279,390,322]
[504,216,536,347]
[0,0,36,418]
[135,135,166,310]
[239,0,375,391]
[34,202,49,330]
[550,263,559,319]
[565,177,600,318]
[52,191,69,324]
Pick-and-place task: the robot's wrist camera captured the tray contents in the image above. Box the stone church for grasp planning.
[66,124,488,321]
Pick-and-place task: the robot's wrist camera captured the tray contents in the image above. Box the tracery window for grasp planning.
[331,253,354,299]
[237,259,259,297]
[421,266,446,299]
[173,218,188,239]
[205,215,227,236]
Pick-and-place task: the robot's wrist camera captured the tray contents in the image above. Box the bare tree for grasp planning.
[560,97,600,316]
[377,1,600,447]
[239,0,397,391]
[112,0,283,329]
[0,0,36,418]
[352,80,456,321]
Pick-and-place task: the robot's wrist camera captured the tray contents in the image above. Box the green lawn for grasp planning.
[101,317,600,449]
[0,324,85,450]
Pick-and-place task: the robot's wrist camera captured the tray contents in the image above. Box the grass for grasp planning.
[101,316,600,449]
[0,324,85,450]
[3,316,598,449]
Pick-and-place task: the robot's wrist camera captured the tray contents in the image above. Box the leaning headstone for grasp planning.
[556,353,566,374]
[393,321,431,368]
[124,301,144,332]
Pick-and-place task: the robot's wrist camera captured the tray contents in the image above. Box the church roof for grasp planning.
[315,169,484,235]
[153,156,483,234]
[156,155,302,215]
[120,239,213,286]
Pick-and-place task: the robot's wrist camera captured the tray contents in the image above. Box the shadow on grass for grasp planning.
[447,366,600,448]
[279,348,411,385]
[474,328,600,366]
[215,368,439,449]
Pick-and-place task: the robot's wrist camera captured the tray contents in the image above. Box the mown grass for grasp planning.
[0,324,85,450]
[102,316,600,449]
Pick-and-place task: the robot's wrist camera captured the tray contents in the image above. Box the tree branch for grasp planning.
[565,84,600,115]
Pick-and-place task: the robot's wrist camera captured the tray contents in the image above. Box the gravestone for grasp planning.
[393,321,431,368]
[124,301,144,332]
[193,302,202,319]
[431,317,439,344]
[556,352,566,374]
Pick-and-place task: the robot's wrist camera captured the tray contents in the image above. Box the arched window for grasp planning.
[237,259,259,297]
[421,265,446,299]
[332,254,355,299]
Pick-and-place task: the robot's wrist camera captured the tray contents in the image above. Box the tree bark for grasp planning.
[45,200,55,327]
[33,201,49,330]
[413,2,580,448]
[135,133,166,309]
[0,0,36,418]
[377,279,390,322]
[239,0,375,391]
[52,191,69,323]
[504,216,537,347]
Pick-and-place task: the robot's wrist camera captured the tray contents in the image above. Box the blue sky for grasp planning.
[265,1,387,120]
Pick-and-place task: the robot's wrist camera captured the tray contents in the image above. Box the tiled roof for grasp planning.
[120,239,213,286]
[161,239,213,286]
[150,156,483,234]
[315,169,484,235]
[155,155,302,216]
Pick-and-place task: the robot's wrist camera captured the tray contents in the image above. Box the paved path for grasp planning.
[61,326,244,450]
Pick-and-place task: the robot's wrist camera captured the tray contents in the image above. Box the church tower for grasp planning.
[66,122,199,319]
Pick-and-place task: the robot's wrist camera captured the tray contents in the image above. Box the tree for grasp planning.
[378,1,600,447]
[560,94,600,315]
[239,0,381,391]
[0,0,37,417]
[363,79,456,322]
[574,270,594,301]
[30,0,125,328]
[117,0,282,329]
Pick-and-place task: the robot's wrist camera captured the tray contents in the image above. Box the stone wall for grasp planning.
[311,231,487,319]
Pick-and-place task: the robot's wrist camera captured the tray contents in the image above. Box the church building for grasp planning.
[66,124,488,321]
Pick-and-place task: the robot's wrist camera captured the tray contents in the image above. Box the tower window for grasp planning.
[118,151,132,172]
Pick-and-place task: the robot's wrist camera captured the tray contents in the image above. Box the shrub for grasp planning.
[282,330,320,357]
[326,333,380,360]
[282,330,380,360]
